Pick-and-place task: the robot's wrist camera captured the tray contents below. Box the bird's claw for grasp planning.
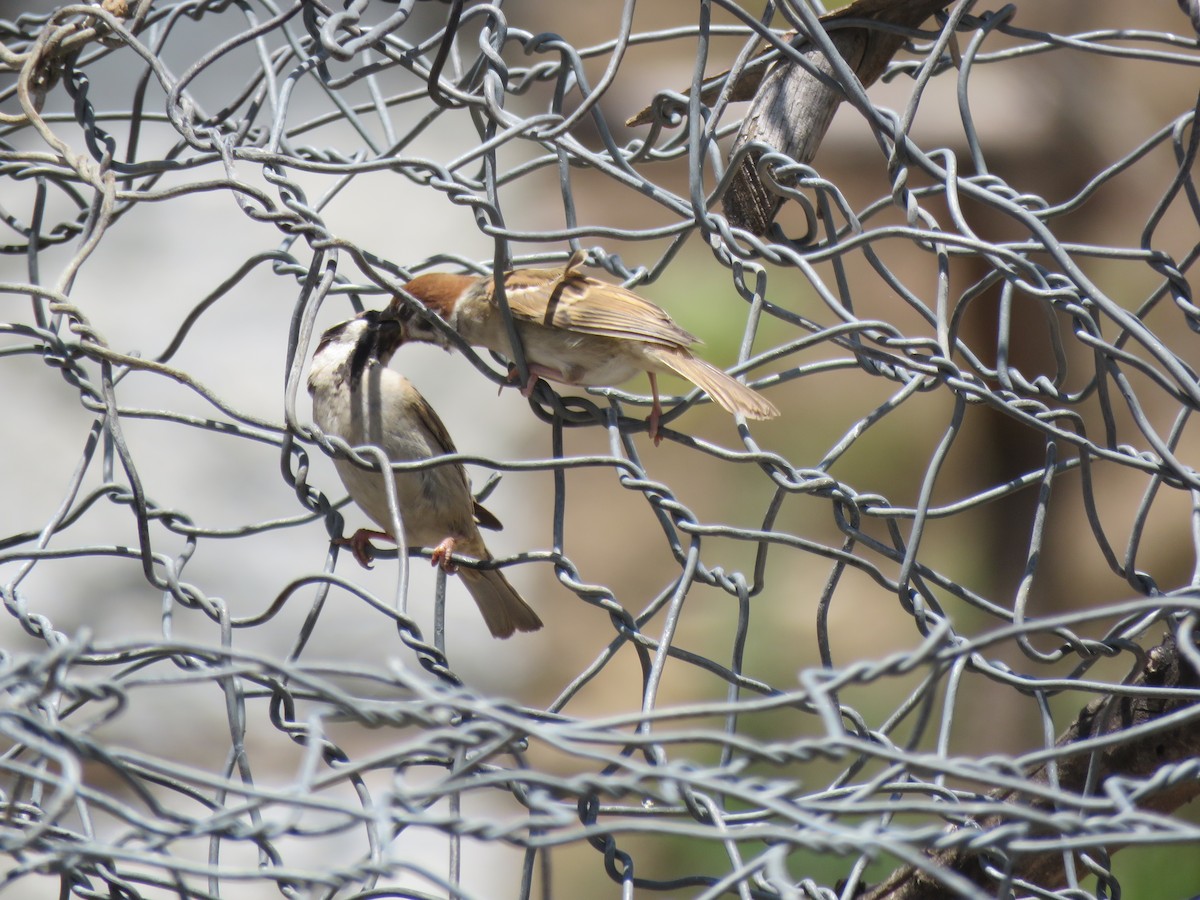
[504,364,542,399]
[336,528,391,569]
[430,537,459,573]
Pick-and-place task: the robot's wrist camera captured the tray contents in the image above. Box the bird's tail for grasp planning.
[649,349,778,420]
[459,566,543,639]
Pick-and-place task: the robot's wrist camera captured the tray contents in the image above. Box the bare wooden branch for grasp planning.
[723,0,956,235]
[721,26,870,236]
[861,630,1200,899]
[626,0,951,128]
[626,0,956,234]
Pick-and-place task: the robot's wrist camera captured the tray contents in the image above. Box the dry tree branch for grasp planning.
[862,629,1200,899]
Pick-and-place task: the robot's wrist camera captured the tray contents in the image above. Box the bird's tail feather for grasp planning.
[459,567,543,639]
[649,349,778,420]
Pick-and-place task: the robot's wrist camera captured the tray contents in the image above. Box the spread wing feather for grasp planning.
[501,267,698,350]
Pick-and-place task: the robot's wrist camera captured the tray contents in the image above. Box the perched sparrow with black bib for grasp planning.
[307,309,542,639]
[387,251,778,443]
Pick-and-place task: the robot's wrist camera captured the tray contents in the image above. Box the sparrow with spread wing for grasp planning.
[388,251,778,443]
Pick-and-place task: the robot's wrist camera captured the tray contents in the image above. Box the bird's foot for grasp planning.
[648,404,663,446]
[503,364,540,397]
[336,528,393,569]
[430,537,459,573]
[505,363,566,399]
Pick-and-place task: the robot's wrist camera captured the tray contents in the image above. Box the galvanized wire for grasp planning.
[2,1,1200,898]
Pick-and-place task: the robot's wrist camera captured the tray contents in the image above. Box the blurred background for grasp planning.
[2,0,1199,896]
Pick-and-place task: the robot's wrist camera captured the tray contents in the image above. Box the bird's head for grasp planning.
[381,299,448,351]
[309,309,405,393]
[386,272,475,350]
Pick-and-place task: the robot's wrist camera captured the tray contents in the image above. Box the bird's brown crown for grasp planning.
[402,272,478,318]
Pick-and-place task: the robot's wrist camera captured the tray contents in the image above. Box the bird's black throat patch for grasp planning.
[348,310,384,387]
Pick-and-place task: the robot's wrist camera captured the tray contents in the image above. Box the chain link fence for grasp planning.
[3,0,1200,897]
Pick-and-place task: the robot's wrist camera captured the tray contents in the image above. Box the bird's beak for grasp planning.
[373,308,405,356]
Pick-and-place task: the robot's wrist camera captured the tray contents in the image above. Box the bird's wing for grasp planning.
[410,389,460,457]
[410,386,502,531]
[502,267,699,350]
[472,501,503,531]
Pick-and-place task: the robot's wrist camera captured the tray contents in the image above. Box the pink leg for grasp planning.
[647,372,663,446]
[430,536,459,573]
[505,363,568,399]
[520,370,541,399]
[503,364,540,397]
[335,528,393,569]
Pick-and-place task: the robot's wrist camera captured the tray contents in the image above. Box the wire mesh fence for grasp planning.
[2,0,1200,897]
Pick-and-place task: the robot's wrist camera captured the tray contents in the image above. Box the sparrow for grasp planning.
[307,309,543,639]
[387,251,779,443]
